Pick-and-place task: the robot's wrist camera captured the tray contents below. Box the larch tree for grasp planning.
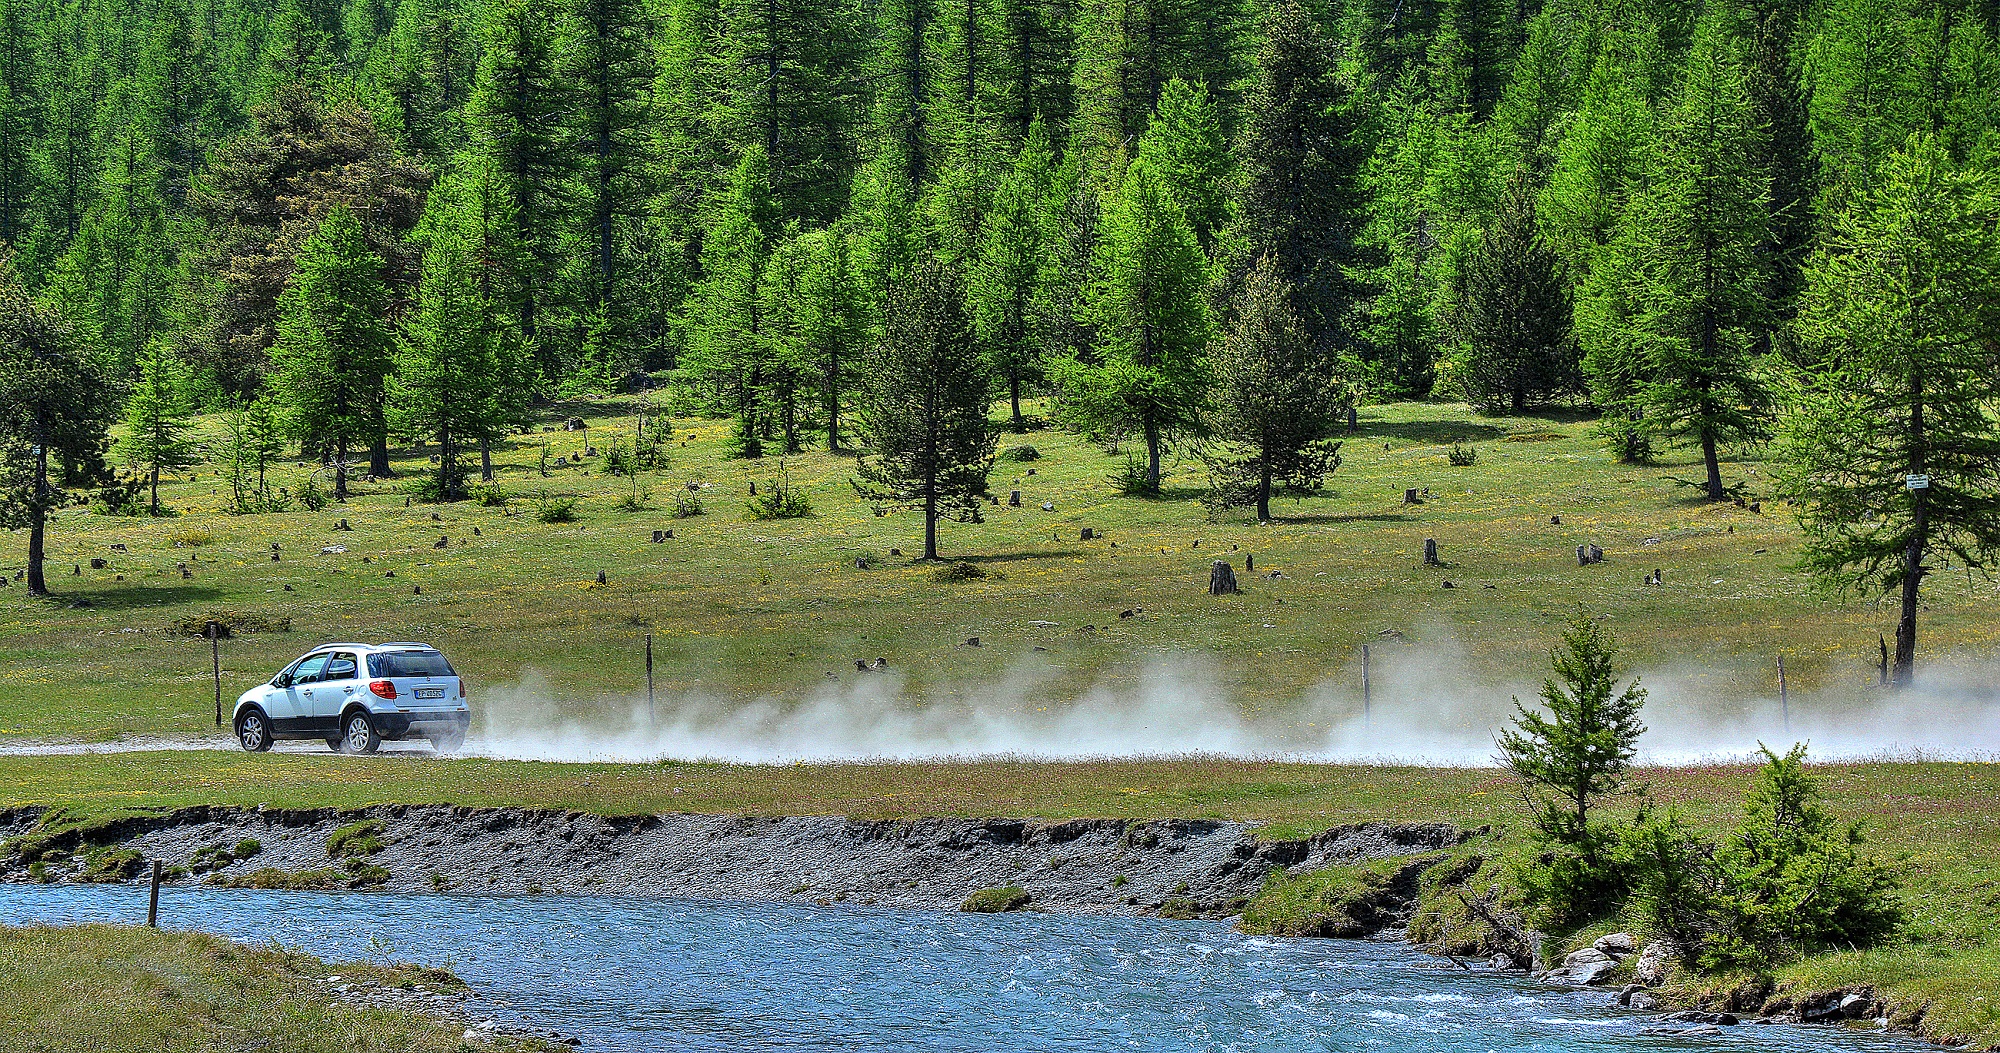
[684,146,774,456]
[1133,77,1232,254]
[1208,255,1348,521]
[968,121,1054,432]
[1778,135,2000,687]
[853,259,997,561]
[119,337,199,515]
[567,0,653,356]
[267,206,395,501]
[0,256,116,595]
[790,226,866,451]
[1588,9,1773,499]
[392,223,501,501]
[1057,156,1211,494]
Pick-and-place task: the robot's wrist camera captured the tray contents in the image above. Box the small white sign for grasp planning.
[1906,475,1931,490]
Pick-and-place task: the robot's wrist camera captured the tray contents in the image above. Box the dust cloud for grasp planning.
[467,642,2000,766]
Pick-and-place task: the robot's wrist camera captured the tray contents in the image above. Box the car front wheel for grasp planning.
[235,709,274,752]
[341,712,381,755]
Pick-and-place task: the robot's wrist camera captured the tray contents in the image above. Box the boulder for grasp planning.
[1633,941,1673,986]
[1559,947,1619,986]
[1594,932,1637,957]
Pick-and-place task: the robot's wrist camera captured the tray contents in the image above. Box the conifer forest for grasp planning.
[1,0,1998,675]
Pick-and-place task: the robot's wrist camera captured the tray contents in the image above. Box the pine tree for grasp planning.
[969,122,1053,431]
[377,0,476,159]
[1133,78,1232,253]
[872,0,944,185]
[1804,0,1917,203]
[1234,0,1366,353]
[1779,136,2000,687]
[992,0,1072,138]
[392,223,501,501]
[1446,168,1577,413]
[1585,9,1773,499]
[683,146,773,456]
[469,0,571,361]
[0,0,42,248]
[789,226,866,450]
[0,255,116,596]
[853,259,996,560]
[223,395,287,511]
[1057,157,1211,493]
[268,206,395,501]
[567,0,653,353]
[120,338,199,515]
[1541,43,1656,277]
[1208,255,1348,521]
[1498,614,1649,924]
[717,0,867,226]
[1747,9,1817,358]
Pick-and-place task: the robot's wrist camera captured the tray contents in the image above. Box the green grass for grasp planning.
[960,886,1031,912]
[0,923,553,1052]
[5,398,1995,741]
[1238,856,1417,937]
[2,752,1998,1044]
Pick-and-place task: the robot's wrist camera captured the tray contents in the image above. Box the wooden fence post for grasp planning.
[1777,655,1789,736]
[645,634,655,725]
[1362,645,1372,726]
[209,623,221,727]
[147,860,162,927]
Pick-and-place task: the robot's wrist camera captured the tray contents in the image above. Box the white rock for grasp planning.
[1593,932,1637,956]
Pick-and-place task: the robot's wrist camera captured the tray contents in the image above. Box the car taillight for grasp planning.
[456,677,466,698]
[369,680,397,700]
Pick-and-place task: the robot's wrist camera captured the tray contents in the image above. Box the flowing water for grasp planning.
[0,885,1913,1052]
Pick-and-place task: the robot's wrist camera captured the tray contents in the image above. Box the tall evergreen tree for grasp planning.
[1057,157,1211,493]
[1447,168,1577,412]
[392,223,501,501]
[1234,0,1366,354]
[718,0,867,225]
[120,338,199,515]
[1208,255,1348,521]
[1133,77,1232,253]
[853,259,996,560]
[969,123,1053,431]
[0,256,116,596]
[1583,10,1773,499]
[268,206,394,500]
[469,0,571,364]
[684,147,774,456]
[0,0,42,247]
[788,226,866,450]
[1779,136,2000,686]
[568,0,653,351]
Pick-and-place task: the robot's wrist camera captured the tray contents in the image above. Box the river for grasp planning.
[0,885,1914,1051]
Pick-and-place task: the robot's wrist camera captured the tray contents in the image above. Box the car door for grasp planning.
[277,654,329,733]
[310,652,362,730]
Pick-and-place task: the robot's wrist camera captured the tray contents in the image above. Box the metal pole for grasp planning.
[645,633,655,724]
[210,623,222,727]
[147,859,162,927]
[1361,645,1371,726]
[1777,655,1789,736]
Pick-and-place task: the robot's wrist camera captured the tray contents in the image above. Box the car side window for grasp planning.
[292,655,330,685]
[272,658,304,687]
[324,652,359,681]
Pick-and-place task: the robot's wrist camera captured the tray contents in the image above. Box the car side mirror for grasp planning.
[274,674,291,688]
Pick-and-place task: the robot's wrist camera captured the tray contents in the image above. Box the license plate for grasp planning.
[415,687,445,699]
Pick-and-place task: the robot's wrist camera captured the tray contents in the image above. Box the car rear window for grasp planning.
[367,651,455,678]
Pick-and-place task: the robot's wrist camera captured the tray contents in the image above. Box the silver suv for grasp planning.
[233,642,471,754]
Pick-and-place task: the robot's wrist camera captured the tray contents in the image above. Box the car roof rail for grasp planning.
[311,642,372,652]
[375,642,435,650]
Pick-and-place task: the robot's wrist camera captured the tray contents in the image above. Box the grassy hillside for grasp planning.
[3,752,1998,1046]
[2,398,1996,742]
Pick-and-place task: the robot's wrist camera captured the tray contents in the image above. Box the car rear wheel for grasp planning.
[430,727,465,754]
[235,709,274,752]
[342,712,381,755]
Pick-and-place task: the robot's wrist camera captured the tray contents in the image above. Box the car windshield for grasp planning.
[368,651,455,678]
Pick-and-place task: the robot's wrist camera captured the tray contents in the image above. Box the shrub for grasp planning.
[470,483,509,507]
[233,838,262,859]
[613,486,653,512]
[1156,897,1202,920]
[1634,745,1902,972]
[1004,445,1041,462]
[530,491,580,523]
[80,848,144,883]
[214,868,342,890]
[1110,455,1154,497]
[401,474,447,504]
[1596,414,1652,465]
[934,561,986,582]
[1447,441,1478,466]
[168,526,212,547]
[672,492,705,518]
[326,820,386,860]
[961,886,1030,913]
[746,461,813,520]
[297,474,328,511]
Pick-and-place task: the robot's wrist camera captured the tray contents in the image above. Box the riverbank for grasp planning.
[3,752,1996,1049]
[0,922,562,1051]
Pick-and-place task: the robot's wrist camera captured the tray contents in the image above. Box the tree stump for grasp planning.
[1009,490,1021,506]
[596,570,607,585]
[1424,538,1440,566]
[337,519,351,531]
[1404,488,1421,505]
[1550,515,1561,525]
[1209,561,1239,595]
[1080,528,1094,540]
[434,536,448,548]
[1347,405,1359,434]
[1245,553,1254,572]
[1577,544,1605,566]
[89,558,106,569]
[652,530,667,543]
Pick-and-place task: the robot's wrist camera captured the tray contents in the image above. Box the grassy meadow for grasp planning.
[3,397,1995,742]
